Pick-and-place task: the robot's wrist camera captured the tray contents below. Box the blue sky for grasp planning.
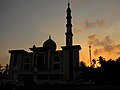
[0,0,120,66]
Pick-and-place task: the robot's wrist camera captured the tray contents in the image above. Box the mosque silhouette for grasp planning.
[8,2,81,84]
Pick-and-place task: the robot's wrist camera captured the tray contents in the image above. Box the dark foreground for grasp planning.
[0,84,120,90]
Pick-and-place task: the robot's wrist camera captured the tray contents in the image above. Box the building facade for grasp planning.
[8,2,81,84]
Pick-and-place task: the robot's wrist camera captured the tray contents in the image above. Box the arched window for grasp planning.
[36,53,45,71]
[54,56,60,71]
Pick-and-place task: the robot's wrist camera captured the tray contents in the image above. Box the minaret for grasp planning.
[65,2,73,46]
[62,1,81,81]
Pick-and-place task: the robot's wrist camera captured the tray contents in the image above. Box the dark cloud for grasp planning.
[88,34,120,55]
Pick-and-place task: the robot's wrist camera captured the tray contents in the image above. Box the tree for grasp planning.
[79,61,86,68]
[0,64,3,74]
[0,64,9,75]
[3,64,9,75]
[98,56,106,67]
[91,59,96,68]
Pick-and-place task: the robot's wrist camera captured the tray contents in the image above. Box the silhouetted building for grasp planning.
[8,2,81,84]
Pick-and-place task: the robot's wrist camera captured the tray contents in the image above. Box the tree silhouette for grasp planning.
[0,64,3,74]
[78,56,120,85]
[0,64,9,75]
[3,64,9,75]
[98,56,106,67]
[91,59,96,68]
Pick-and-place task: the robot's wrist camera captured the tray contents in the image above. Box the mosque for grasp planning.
[8,2,81,84]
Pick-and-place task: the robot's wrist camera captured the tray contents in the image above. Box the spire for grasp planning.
[65,1,73,46]
[68,0,70,8]
[49,34,51,39]
[67,0,71,12]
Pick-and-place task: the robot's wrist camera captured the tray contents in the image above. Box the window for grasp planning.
[23,57,30,71]
[13,53,17,68]
[36,53,45,70]
[53,56,60,71]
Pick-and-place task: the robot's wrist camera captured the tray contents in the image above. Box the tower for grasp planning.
[62,2,81,81]
[65,2,73,46]
[89,45,92,66]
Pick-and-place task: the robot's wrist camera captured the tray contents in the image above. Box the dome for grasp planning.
[43,35,57,51]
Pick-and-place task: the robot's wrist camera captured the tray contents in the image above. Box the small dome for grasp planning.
[43,35,56,51]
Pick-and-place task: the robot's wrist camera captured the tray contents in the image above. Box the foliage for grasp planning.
[79,56,120,85]
[0,64,9,75]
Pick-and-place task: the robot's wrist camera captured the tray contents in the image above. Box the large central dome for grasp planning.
[43,35,57,51]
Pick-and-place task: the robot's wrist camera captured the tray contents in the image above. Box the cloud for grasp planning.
[94,44,120,56]
[88,34,97,45]
[85,19,95,28]
[88,34,120,56]
[88,34,113,47]
[73,27,82,34]
[73,21,82,34]
[116,52,120,55]
[96,19,105,27]
[84,19,105,28]
[73,18,105,34]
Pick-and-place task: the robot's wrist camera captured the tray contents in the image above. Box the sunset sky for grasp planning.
[0,0,120,66]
